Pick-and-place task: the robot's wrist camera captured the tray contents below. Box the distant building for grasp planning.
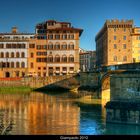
[131,27,140,63]
[95,19,133,68]
[79,51,96,72]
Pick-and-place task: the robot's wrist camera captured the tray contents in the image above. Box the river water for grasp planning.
[0,91,140,135]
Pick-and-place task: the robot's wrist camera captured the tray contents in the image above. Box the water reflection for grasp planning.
[0,91,140,135]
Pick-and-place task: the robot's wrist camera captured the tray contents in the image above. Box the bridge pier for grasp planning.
[105,72,140,125]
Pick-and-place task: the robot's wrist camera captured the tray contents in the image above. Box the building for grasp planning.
[95,19,133,68]
[0,27,35,78]
[131,27,140,63]
[34,20,83,76]
[0,20,83,78]
[79,51,96,72]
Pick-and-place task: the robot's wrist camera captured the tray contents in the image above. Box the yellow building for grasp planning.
[131,27,140,62]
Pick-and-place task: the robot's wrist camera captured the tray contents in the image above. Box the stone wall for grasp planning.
[110,73,140,101]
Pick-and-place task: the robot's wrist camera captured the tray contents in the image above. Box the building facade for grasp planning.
[131,27,140,63]
[79,51,96,72]
[95,19,133,68]
[0,20,83,78]
[0,27,35,78]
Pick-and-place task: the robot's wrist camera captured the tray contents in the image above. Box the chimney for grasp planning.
[12,27,18,33]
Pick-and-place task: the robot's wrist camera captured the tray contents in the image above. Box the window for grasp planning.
[123,36,126,40]
[69,43,74,49]
[114,56,117,61]
[21,62,25,68]
[70,35,74,39]
[62,43,67,49]
[30,63,34,68]
[48,44,53,50]
[0,44,4,48]
[69,55,74,62]
[55,43,60,49]
[56,67,60,71]
[6,52,9,58]
[114,28,116,32]
[11,62,14,68]
[48,34,53,39]
[123,44,126,49]
[38,67,41,70]
[70,67,74,71]
[29,44,35,48]
[11,52,14,58]
[62,55,67,62]
[21,52,25,58]
[114,36,117,40]
[48,56,53,62]
[62,67,67,71]
[55,35,60,39]
[16,52,20,58]
[31,53,34,58]
[16,62,20,68]
[114,44,117,49]
[55,55,60,62]
[123,56,127,61]
[124,28,126,32]
[62,34,67,39]
[37,45,41,49]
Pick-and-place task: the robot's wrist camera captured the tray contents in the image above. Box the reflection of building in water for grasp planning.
[0,93,80,135]
[27,93,80,134]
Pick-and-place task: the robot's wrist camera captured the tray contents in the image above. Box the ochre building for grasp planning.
[0,20,83,78]
[95,19,133,68]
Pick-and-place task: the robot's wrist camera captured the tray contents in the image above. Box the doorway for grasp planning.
[5,72,10,78]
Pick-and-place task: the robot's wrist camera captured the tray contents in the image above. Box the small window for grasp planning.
[114,36,117,40]
[123,36,126,40]
[31,53,34,58]
[123,44,126,49]
[114,44,117,49]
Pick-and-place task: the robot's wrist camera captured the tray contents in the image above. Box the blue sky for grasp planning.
[0,0,140,50]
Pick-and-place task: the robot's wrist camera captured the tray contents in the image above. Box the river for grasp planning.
[0,91,140,135]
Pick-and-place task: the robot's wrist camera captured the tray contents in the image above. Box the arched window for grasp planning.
[55,55,60,62]
[11,52,14,58]
[1,52,4,58]
[16,52,20,58]
[48,43,53,50]
[69,55,74,62]
[48,55,53,62]
[55,43,60,50]
[62,55,67,62]
[16,62,20,68]
[69,43,74,50]
[21,52,25,58]
[21,62,25,68]
[6,52,9,58]
[11,62,14,68]
[62,43,67,50]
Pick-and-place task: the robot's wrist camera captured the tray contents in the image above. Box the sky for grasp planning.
[0,0,140,50]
